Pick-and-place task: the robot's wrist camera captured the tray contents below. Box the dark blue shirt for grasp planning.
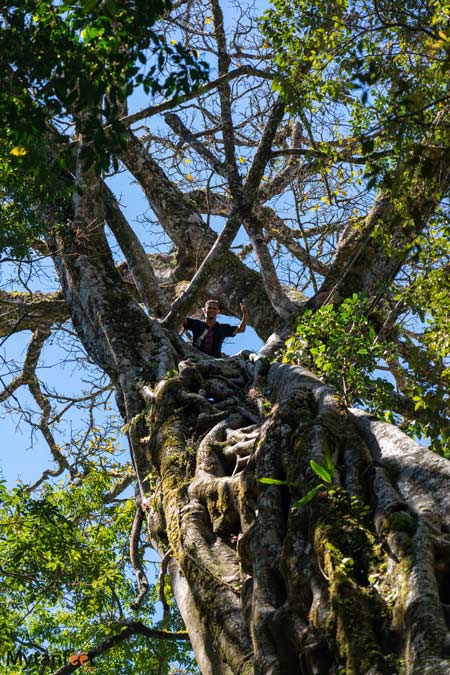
[185,318,236,357]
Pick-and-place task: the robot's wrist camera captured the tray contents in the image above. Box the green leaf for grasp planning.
[259,477,288,486]
[325,542,340,553]
[310,460,332,484]
[291,484,323,509]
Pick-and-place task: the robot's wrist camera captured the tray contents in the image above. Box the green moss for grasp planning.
[387,511,417,536]
[314,504,392,674]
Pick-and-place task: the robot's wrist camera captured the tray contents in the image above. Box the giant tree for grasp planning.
[1,0,450,673]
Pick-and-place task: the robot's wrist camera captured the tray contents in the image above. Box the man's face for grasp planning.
[204,302,220,320]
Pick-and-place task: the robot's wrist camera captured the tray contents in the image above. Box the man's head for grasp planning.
[203,299,220,322]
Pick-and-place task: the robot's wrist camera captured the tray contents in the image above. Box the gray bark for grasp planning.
[32,181,450,674]
[138,354,450,675]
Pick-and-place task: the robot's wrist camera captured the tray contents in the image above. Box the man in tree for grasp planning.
[183,300,249,357]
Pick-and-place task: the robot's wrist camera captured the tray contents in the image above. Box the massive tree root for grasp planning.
[143,355,450,675]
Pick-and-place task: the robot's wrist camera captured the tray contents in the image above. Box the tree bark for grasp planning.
[136,352,450,675]
[41,205,450,672]
[35,139,450,675]
[36,183,450,674]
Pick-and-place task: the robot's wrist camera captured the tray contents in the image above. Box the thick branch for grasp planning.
[0,290,68,338]
[244,99,285,198]
[122,130,215,257]
[101,182,170,317]
[316,146,450,306]
[120,66,274,128]
[162,207,243,328]
[244,213,299,320]
[183,191,328,275]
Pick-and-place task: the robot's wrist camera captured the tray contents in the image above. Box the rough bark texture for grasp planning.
[36,153,450,675]
[135,354,450,675]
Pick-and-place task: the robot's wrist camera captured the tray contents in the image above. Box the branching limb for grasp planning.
[256,205,329,275]
[0,325,70,490]
[27,374,71,491]
[244,213,299,320]
[182,191,328,275]
[210,0,241,194]
[50,621,189,675]
[120,65,274,128]
[161,207,243,328]
[101,181,171,317]
[103,473,135,503]
[316,121,450,306]
[0,325,51,403]
[160,98,290,324]
[122,130,214,257]
[0,290,68,338]
[164,112,227,177]
[243,99,285,199]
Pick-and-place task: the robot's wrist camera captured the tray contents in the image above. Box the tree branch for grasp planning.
[315,125,450,307]
[122,130,215,257]
[0,290,68,338]
[243,212,299,320]
[244,99,285,198]
[129,507,150,610]
[210,0,241,193]
[164,112,227,177]
[101,182,171,317]
[256,205,329,275]
[50,621,189,675]
[0,325,51,403]
[27,368,71,491]
[121,134,279,338]
[103,473,135,503]
[120,66,274,128]
[162,207,243,329]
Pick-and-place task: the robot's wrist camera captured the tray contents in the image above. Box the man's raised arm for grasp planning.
[233,303,249,335]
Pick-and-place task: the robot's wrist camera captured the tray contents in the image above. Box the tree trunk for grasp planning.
[45,203,450,675]
[141,355,450,675]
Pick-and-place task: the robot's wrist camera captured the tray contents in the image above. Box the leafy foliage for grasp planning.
[261,0,450,145]
[0,0,208,153]
[284,293,450,454]
[0,439,193,673]
[284,295,394,407]
[0,0,209,252]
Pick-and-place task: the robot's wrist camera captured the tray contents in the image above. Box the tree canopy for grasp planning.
[0,0,449,673]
